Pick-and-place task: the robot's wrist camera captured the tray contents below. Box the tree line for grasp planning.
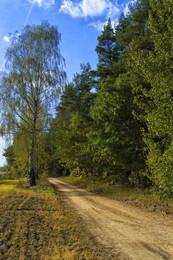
[1,0,173,197]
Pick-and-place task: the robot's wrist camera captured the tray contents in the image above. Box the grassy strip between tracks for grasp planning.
[58,176,173,215]
[0,177,116,260]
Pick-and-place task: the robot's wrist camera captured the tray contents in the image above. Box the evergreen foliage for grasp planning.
[2,0,173,196]
[129,0,173,195]
[95,18,118,78]
[49,63,95,176]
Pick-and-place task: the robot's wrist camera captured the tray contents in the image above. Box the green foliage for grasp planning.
[95,18,118,78]
[2,0,173,196]
[3,146,15,171]
[48,63,95,177]
[127,0,173,195]
[143,0,173,196]
[87,17,147,186]
[47,1,173,196]
[0,166,8,172]
[0,21,65,185]
[3,129,52,179]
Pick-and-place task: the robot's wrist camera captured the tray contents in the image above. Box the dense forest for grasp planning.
[1,0,173,197]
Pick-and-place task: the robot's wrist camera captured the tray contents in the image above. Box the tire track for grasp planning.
[48,178,173,260]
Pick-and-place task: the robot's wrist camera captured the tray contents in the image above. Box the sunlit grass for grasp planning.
[0,180,20,195]
[1,176,108,259]
[27,177,55,194]
[0,177,56,196]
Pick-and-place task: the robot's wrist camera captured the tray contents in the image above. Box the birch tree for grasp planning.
[0,21,66,186]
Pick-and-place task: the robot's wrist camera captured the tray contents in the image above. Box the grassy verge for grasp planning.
[0,177,115,260]
[0,172,13,180]
[58,176,173,215]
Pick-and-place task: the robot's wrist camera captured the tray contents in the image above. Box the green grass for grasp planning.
[32,177,55,194]
[0,172,13,180]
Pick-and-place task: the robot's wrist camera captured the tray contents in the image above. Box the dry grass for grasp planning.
[0,178,115,260]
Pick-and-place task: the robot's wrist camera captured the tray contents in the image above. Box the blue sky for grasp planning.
[0,0,134,166]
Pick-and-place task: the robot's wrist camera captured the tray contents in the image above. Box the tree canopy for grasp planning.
[0,21,66,185]
[2,0,173,196]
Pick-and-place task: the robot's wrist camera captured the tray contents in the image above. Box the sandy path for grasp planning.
[48,178,173,260]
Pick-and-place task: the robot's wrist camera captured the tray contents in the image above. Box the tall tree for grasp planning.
[0,21,66,186]
[51,63,95,176]
[87,15,145,185]
[95,18,118,78]
[129,0,173,195]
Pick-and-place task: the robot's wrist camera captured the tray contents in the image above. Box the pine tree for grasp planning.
[49,64,95,176]
[87,16,146,185]
[95,18,119,78]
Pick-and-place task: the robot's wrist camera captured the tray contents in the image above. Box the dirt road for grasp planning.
[48,178,173,260]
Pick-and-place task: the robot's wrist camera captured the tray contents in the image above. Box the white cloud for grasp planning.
[123,3,130,16]
[60,0,120,18]
[89,20,105,31]
[89,19,117,31]
[28,0,55,8]
[3,35,10,43]
[106,1,120,18]
[123,0,137,16]
[60,1,82,17]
